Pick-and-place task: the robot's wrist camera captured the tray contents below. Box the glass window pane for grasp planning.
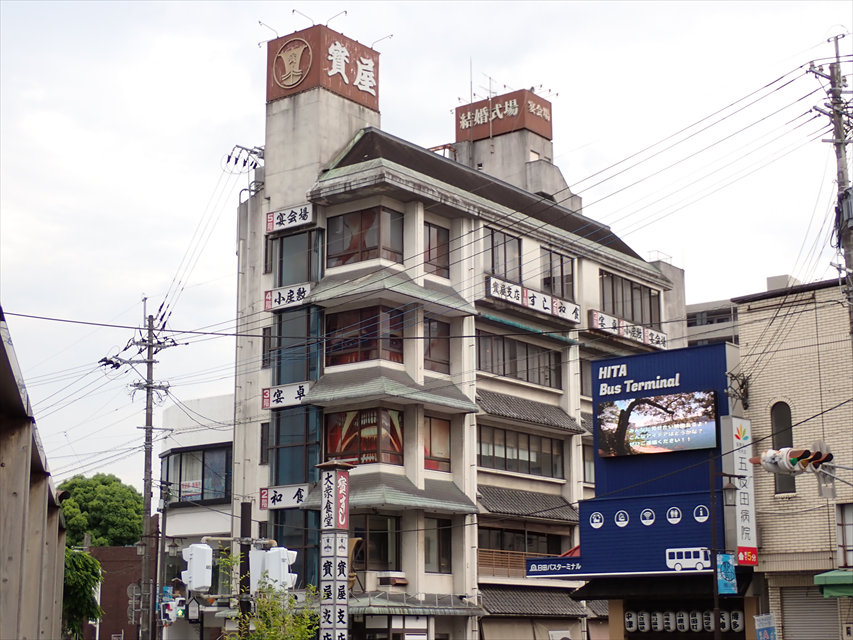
[180,453,203,502]
[203,449,227,499]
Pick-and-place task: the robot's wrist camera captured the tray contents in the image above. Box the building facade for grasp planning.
[231,24,686,640]
[732,279,853,639]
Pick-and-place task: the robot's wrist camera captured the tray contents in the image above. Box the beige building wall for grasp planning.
[736,282,852,639]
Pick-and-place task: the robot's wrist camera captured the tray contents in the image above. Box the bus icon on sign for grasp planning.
[666,547,711,571]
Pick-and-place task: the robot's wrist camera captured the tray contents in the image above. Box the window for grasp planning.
[424,222,450,278]
[599,270,661,329]
[478,527,560,555]
[161,445,232,504]
[424,318,450,374]
[425,518,452,573]
[771,402,795,493]
[273,509,319,587]
[424,416,450,471]
[583,443,595,483]
[478,425,563,479]
[351,515,400,571]
[476,330,562,388]
[271,229,322,287]
[484,227,521,282]
[325,306,404,366]
[261,327,273,369]
[580,357,592,396]
[325,408,403,465]
[838,504,853,568]
[260,421,270,465]
[541,248,574,300]
[275,307,322,384]
[327,207,403,267]
[272,406,321,486]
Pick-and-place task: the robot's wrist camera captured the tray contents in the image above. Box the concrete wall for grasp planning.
[0,311,66,640]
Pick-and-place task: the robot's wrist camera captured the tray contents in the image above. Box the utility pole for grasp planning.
[811,34,852,338]
[102,307,173,640]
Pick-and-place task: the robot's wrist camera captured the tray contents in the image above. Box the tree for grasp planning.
[246,582,319,640]
[59,473,143,547]
[62,548,103,639]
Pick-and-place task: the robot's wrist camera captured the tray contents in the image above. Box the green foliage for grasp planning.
[62,548,103,639]
[244,582,319,640]
[218,551,319,640]
[59,473,143,547]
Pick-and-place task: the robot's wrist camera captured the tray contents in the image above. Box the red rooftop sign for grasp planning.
[266,24,379,111]
[455,88,553,142]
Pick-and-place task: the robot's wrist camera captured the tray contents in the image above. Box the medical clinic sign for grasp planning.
[267,24,379,111]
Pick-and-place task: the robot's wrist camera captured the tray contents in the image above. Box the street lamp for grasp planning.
[709,454,745,640]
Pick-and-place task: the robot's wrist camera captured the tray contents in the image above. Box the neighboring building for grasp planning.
[733,278,852,640]
[686,299,738,347]
[0,307,67,640]
[231,24,686,640]
[159,394,234,639]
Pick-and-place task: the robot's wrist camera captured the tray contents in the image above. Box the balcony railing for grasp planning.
[478,549,552,578]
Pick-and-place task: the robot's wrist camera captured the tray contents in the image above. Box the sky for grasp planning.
[1,1,850,493]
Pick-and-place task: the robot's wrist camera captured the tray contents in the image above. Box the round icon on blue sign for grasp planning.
[640,508,655,526]
[615,510,630,528]
[693,505,710,523]
[589,512,604,529]
[666,507,682,525]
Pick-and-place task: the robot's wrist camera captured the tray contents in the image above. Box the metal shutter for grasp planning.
[780,586,838,639]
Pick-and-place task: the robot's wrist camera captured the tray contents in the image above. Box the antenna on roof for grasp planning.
[257,21,279,47]
[371,34,393,49]
[325,10,347,27]
[292,9,315,26]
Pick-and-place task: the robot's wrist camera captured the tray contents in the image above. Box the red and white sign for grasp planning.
[265,204,314,234]
[589,309,668,350]
[488,276,580,324]
[261,382,312,409]
[260,484,309,510]
[727,417,758,566]
[264,284,312,311]
[320,469,350,531]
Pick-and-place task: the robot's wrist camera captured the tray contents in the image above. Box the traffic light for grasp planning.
[181,543,213,592]
[250,546,298,592]
[266,547,298,591]
[161,601,177,624]
[749,448,812,475]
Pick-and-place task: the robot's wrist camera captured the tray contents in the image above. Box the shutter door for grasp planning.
[780,586,838,639]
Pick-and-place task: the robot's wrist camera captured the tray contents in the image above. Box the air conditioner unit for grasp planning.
[548,631,571,640]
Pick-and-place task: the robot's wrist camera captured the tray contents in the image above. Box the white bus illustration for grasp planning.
[665,547,711,571]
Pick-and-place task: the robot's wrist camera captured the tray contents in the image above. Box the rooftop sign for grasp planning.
[267,24,379,110]
[455,89,553,142]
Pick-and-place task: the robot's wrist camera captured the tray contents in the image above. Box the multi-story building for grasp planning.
[159,394,234,636]
[732,278,852,639]
[230,24,686,640]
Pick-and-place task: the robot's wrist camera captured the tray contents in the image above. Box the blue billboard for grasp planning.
[527,343,737,579]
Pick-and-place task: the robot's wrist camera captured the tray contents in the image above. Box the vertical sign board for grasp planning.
[723,417,758,566]
[319,469,349,640]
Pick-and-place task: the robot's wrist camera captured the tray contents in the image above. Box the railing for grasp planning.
[478,549,552,578]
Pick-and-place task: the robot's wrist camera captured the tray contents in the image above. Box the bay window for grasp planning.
[327,207,403,267]
[325,408,403,465]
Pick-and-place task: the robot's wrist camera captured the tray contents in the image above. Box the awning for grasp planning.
[305,365,479,413]
[814,569,853,597]
[348,591,484,616]
[478,485,579,523]
[479,585,588,617]
[301,470,478,515]
[477,389,583,434]
[306,267,476,316]
[571,569,753,600]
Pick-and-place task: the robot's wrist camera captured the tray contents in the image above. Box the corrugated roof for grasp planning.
[349,591,484,616]
[480,585,587,617]
[477,389,583,434]
[478,485,579,523]
[305,365,479,413]
[301,471,477,514]
[322,128,643,261]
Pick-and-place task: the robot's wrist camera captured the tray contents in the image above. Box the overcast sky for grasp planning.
[1,1,850,492]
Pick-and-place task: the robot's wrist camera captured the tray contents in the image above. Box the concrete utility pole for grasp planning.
[103,308,173,640]
[811,34,852,337]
